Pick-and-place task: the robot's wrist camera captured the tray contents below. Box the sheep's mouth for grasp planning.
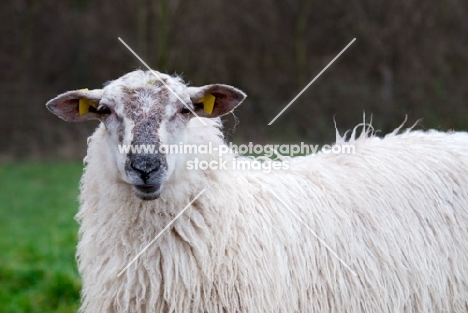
[133,184,161,200]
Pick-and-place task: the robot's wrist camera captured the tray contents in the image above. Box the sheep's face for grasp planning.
[46,70,246,200]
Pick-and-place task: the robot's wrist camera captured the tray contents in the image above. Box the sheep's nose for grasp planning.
[130,157,161,181]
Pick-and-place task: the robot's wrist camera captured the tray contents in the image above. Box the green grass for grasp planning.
[0,163,83,313]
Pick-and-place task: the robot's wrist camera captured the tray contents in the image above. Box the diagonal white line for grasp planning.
[118,37,207,126]
[117,187,208,277]
[271,191,358,277]
[268,38,356,125]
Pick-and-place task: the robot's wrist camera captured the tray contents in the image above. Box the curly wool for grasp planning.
[76,118,468,313]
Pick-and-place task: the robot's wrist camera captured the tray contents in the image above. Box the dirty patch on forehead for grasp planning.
[120,85,169,145]
[113,70,185,118]
[121,85,168,117]
[120,76,167,145]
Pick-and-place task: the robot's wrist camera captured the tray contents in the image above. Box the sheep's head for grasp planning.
[46,70,246,200]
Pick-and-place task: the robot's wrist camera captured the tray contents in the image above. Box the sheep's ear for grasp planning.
[46,89,104,122]
[187,84,246,118]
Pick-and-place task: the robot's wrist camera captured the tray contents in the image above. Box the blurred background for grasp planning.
[1,0,467,312]
[2,0,468,160]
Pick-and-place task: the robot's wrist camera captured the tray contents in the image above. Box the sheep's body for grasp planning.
[45,69,468,312]
[77,118,468,312]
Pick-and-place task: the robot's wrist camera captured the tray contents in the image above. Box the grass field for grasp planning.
[0,163,83,313]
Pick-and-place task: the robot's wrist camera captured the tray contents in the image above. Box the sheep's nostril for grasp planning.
[130,159,161,181]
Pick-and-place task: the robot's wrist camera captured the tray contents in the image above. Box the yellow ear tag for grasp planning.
[78,89,98,116]
[196,93,216,114]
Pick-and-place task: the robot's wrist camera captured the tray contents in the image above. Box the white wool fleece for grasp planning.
[76,119,468,313]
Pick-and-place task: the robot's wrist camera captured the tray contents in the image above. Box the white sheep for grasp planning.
[46,69,468,313]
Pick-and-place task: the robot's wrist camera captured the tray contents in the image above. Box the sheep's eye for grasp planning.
[180,106,191,114]
[97,105,112,115]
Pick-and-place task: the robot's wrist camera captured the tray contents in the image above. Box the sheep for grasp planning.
[46,69,468,313]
